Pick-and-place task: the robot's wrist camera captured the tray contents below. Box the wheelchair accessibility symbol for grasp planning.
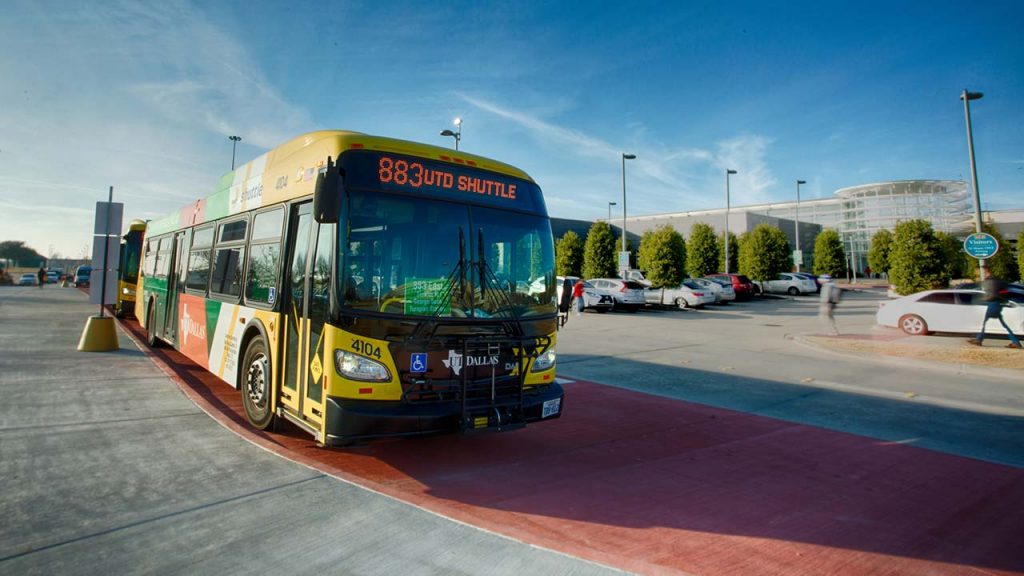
[410,353,428,373]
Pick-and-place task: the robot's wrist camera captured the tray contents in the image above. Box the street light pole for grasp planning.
[229,135,241,170]
[621,154,636,260]
[961,89,986,280]
[440,117,463,150]
[795,179,806,272]
[608,201,617,222]
[725,169,737,273]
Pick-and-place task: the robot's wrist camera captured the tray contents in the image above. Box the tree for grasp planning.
[888,219,947,295]
[812,229,847,278]
[637,225,686,288]
[738,224,790,282]
[687,222,719,278]
[582,221,617,279]
[555,231,584,277]
[717,231,738,273]
[866,229,893,277]
[0,241,45,265]
[966,224,1019,282]
[934,231,968,281]
[1019,230,1024,282]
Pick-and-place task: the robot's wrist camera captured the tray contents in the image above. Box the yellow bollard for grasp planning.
[78,316,119,352]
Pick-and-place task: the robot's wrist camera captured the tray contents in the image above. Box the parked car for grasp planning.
[621,269,652,287]
[556,276,614,313]
[587,278,646,312]
[705,273,758,300]
[645,280,716,309]
[74,265,92,287]
[955,282,1024,303]
[687,277,735,303]
[876,289,1024,336]
[791,272,822,293]
[760,273,817,296]
[19,273,39,286]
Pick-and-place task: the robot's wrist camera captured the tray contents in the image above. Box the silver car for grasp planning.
[761,273,817,296]
[556,276,614,313]
[587,278,646,312]
[687,277,736,303]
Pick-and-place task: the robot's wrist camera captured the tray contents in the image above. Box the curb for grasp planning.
[789,332,1024,382]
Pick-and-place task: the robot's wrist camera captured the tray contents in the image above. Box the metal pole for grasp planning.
[795,179,806,272]
[99,186,112,317]
[725,169,737,273]
[620,154,636,260]
[229,135,242,170]
[621,156,627,253]
[961,89,986,280]
[608,201,616,222]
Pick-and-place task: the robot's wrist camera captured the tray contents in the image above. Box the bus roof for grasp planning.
[146,130,537,237]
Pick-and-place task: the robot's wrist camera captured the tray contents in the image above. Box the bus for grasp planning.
[137,130,563,445]
[116,219,146,317]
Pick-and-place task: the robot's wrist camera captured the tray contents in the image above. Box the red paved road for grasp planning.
[123,319,1024,576]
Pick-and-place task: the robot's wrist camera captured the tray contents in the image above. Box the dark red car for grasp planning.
[705,273,759,300]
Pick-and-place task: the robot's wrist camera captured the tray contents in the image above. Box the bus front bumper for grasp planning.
[323,383,564,446]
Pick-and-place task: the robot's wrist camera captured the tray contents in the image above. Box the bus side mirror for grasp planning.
[314,156,342,224]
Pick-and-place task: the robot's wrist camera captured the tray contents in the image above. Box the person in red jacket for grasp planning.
[571,280,585,316]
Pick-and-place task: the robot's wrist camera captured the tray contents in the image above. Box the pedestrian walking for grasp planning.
[557,277,573,326]
[571,279,585,316]
[967,277,1022,349]
[37,266,45,288]
[818,274,841,335]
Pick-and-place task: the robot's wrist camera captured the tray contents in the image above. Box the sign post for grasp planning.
[78,186,122,352]
[963,233,998,277]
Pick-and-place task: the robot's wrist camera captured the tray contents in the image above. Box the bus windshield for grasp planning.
[121,230,144,284]
[342,190,555,319]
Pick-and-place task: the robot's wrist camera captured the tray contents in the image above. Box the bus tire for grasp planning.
[241,336,275,430]
[145,302,160,348]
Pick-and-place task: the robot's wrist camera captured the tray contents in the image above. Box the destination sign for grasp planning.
[378,156,518,200]
[340,150,544,214]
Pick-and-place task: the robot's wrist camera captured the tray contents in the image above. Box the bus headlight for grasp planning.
[334,350,391,382]
[533,346,556,371]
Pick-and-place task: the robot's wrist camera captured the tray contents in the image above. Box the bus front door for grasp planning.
[279,202,329,436]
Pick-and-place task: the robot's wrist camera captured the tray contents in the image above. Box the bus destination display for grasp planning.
[378,156,517,200]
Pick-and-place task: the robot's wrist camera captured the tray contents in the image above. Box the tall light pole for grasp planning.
[440,117,462,150]
[725,169,737,273]
[795,179,806,272]
[229,135,241,170]
[608,201,617,222]
[621,154,636,258]
[961,89,986,280]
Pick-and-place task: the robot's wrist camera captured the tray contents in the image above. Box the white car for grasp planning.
[645,280,717,309]
[761,273,817,296]
[556,276,614,313]
[687,277,735,303]
[587,278,646,312]
[876,289,1024,336]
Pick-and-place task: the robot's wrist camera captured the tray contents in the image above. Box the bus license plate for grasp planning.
[542,398,561,418]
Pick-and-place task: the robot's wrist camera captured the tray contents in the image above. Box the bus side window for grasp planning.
[211,219,248,298]
[245,209,283,307]
[187,226,214,293]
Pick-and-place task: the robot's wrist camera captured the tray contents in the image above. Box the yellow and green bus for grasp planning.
[137,130,562,445]
[116,219,146,317]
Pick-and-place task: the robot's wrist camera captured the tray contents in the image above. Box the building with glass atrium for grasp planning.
[608,179,971,274]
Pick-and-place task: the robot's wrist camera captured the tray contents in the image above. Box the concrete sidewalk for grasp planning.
[0,285,618,575]
[796,329,1024,380]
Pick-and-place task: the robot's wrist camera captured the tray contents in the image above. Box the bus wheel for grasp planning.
[145,302,160,348]
[241,337,274,430]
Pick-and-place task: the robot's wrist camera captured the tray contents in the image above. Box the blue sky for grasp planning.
[2,0,1022,259]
